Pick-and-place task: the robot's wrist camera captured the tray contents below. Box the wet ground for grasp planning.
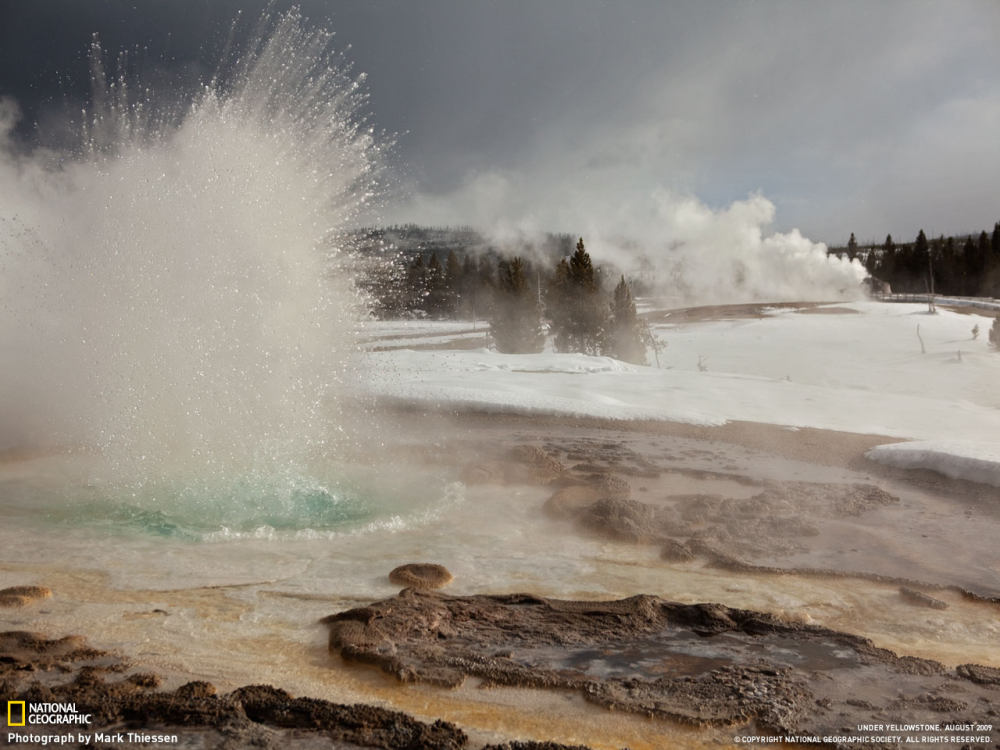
[432,409,1000,603]
[3,408,1000,748]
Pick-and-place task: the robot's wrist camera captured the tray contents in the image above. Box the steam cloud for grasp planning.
[588,189,867,304]
[395,171,866,304]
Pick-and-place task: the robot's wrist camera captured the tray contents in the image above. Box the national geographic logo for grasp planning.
[5,701,91,725]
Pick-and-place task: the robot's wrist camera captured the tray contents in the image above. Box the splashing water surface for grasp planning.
[0,9,385,528]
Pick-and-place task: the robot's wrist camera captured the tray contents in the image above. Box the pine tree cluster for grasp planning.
[833,222,1000,297]
[356,232,656,363]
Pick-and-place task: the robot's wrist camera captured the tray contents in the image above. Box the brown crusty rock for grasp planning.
[0,585,52,607]
[388,563,454,590]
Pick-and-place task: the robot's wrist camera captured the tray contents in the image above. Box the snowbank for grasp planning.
[866,441,1000,488]
[360,301,1000,486]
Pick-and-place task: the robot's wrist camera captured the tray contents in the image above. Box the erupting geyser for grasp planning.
[0,10,382,492]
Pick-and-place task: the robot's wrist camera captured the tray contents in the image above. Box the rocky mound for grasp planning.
[388,563,454,589]
[324,590,1000,745]
[0,630,603,750]
[0,630,469,750]
[0,585,52,607]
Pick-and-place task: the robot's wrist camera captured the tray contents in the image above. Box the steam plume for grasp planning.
[396,174,865,304]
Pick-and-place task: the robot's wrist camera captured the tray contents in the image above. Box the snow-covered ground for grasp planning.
[360,301,1000,487]
[358,319,488,340]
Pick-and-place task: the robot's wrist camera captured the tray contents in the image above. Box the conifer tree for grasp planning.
[569,237,597,291]
[943,236,958,291]
[458,254,478,319]
[423,252,449,317]
[445,249,462,289]
[976,231,991,295]
[914,229,931,295]
[432,249,460,317]
[962,236,979,296]
[490,257,545,353]
[914,229,928,263]
[986,223,1000,297]
[931,235,953,294]
[546,238,607,355]
[606,275,649,364]
[427,251,443,281]
[406,254,428,314]
[847,233,859,260]
[879,234,896,280]
[547,258,572,350]
[478,254,496,290]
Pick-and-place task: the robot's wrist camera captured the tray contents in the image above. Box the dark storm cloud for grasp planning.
[2,1,998,242]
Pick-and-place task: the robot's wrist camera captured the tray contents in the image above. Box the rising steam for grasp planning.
[588,189,867,303]
[0,10,382,481]
[398,174,866,304]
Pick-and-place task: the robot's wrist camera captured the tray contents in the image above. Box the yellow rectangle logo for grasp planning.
[7,700,26,726]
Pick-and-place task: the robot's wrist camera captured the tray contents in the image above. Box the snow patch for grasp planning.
[362,303,1000,444]
[866,441,1000,488]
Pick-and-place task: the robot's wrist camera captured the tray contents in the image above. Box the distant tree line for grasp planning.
[363,247,506,321]
[830,222,1000,297]
[354,232,656,364]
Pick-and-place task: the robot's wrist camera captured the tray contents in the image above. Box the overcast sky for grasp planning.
[2,0,999,245]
